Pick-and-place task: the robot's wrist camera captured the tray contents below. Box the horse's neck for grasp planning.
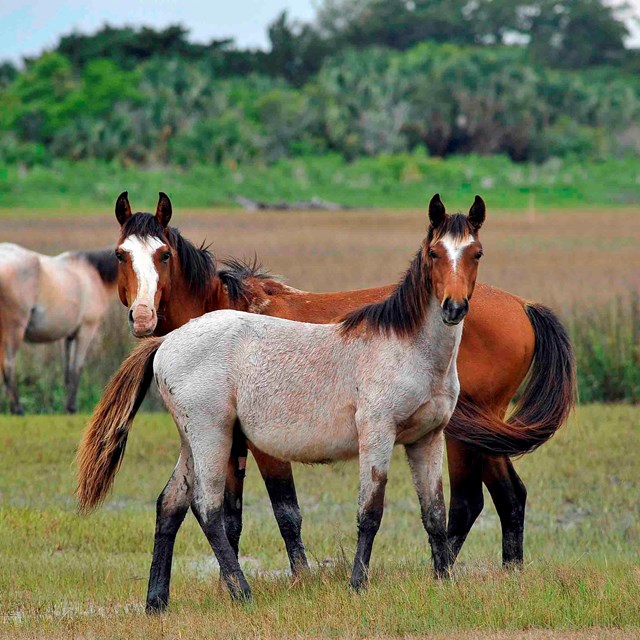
[159,271,229,333]
[413,296,463,376]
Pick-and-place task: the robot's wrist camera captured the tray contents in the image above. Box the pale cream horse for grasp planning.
[0,244,118,414]
[77,194,486,605]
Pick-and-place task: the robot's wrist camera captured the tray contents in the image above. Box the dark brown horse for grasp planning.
[107,192,575,610]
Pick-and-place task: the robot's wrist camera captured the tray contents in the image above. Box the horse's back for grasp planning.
[0,244,41,317]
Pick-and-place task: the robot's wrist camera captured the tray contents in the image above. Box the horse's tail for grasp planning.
[76,337,164,513]
[445,303,576,456]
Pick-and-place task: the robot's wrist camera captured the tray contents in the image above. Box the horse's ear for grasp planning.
[115,191,132,226]
[469,195,486,231]
[428,193,446,229]
[155,192,172,228]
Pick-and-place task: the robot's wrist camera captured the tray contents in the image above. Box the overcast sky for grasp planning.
[1,0,638,64]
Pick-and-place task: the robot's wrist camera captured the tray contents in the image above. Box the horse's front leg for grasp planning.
[350,423,395,592]
[251,446,309,575]
[405,428,451,578]
[146,448,193,613]
[1,318,27,415]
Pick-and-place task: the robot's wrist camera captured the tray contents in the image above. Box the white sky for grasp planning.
[0,0,638,64]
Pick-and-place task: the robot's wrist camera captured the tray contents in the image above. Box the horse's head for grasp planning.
[114,192,175,337]
[424,193,485,326]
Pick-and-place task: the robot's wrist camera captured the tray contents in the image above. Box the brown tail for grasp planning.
[76,337,164,512]
[445,303,577,456]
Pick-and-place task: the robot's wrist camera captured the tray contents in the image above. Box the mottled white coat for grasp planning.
[152,291,462,594]
[0,242,116,413]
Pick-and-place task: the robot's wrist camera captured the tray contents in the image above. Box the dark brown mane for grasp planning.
[340,213,473,338]
[340,249,430,337]
[78,248,118,284]
[121,213,216,301]
[218,256,275,304]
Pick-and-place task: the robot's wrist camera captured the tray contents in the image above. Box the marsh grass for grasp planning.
[0,406,638,638]
[572,292,640,403]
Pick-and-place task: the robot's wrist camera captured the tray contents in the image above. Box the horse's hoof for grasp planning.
[145,596,169,614]
[349,577,368,594]
[232,588,253,604]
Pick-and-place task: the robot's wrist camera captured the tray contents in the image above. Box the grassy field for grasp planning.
[0,405,638,638]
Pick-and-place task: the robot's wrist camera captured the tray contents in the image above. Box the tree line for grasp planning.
[1,0,639,167]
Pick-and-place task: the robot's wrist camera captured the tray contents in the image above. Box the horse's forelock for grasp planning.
[120,212,167,244]
[428,213,473,245]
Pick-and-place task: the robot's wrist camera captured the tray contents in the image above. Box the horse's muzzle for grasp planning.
[441,298,469,325]
[129,304,157,337]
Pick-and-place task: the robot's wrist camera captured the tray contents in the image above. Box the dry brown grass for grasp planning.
[4,207,639,309]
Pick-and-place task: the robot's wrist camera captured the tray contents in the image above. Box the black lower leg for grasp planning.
[486,464,527,567]
[350,505,383,592]
[447,486,484,564]
[193,505,252,602]
[223,459,245,558]
[146,500,189,613]
[264,476,308,575]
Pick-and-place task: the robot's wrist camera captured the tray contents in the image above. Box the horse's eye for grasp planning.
[428,249,438,259]
[475,251,484,260]
[161,251,171,263]
[115,251,124,262]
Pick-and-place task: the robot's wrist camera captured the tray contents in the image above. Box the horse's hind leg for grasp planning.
[482,455,527,567]
[189,416,252,602]
[251,446,309,575]
[406,429,451,578]
[350,422,394,592]
[445,437,484,565]
[146,448,194,614]
[64,321,99,414]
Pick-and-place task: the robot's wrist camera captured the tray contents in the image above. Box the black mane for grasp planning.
[79,248,119,284]
[340,250,431,338]
[341,213,472,337]
[218,256,273,304]
[121,213,216,301]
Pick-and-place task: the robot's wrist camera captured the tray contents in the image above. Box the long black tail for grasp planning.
[446,303,577,456]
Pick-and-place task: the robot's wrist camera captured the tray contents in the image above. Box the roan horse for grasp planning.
[79,192,574,611]
[0,243,118,414]
[78,197,486,601]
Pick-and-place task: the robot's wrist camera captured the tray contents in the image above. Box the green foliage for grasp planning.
[3,39,639,167]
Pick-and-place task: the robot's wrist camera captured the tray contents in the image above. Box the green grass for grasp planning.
[0,405,638,638]
[2,153,640,214]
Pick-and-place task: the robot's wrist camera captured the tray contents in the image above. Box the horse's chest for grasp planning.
[395,390,457,445]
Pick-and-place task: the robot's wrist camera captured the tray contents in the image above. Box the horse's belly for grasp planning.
[25,304,80,342]
[241,414,359,464]
[395,393,457,445]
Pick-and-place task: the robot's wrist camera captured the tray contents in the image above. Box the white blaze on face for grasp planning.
[439,234,475,273]
[120,235,164,308]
